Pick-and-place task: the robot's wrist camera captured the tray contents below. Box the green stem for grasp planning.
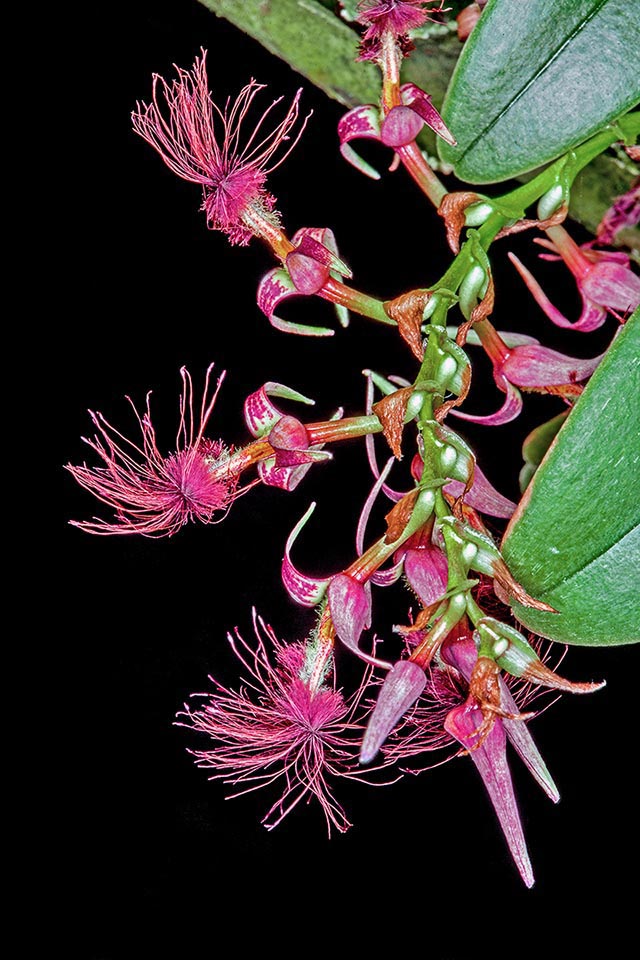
[320,277,396,325]
[306,414,382,444]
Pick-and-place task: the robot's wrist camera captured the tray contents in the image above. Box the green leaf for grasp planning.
[519,411,569,493]
[199,0,380,107]
[501,312,640,645]
[438,0,640,183]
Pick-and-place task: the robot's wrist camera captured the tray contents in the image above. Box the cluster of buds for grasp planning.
[67,15,638,889]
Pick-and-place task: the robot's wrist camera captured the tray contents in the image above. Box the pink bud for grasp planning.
[360,661,427,763]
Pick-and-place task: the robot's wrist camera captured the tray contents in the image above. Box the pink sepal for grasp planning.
[403,543,449,605]
[399,82,457,146]
[360,661,427,763]
[328,575,391,669]
[244,381,314,438]
[257,267,334,336]
[442,637,559,804]
[444,463,516,519]
[338,104,383,180]
[282,503,330,606]
[444,703,535,888]
[380,105,423,148]
[500,343,604,388]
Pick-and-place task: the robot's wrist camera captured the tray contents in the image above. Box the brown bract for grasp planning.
[384,488,420,543]
[456,271,495,346]
[384,290,430,360]
[373,386,415,458]
[434,363,471,422]
[494,204,568,241]
[492,558,556,613]
[465,656,533,751]
[438,191,481,253]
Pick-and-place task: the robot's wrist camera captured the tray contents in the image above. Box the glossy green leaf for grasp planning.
[519,411,569,493]
[502,312,640,645]
[438,0,640,183]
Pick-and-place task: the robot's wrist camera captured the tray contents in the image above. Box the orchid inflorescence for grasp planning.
[66,2,639,887]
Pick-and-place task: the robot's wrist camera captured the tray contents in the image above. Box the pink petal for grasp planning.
[400,82,456,146]
[444,464,516,519]
[509,253,606,332]
[244,381,314,438]
[582,261,640,314]
[282,503,330,605]
[451,376,523,426]
[257,267,334,337]
[370,558,405,587]
[285,251,330,295]
[360,661,427,763]
[290,229,352,278]
[380,105,423,147]
[328,575,390,669]
[337,104,382,180]
[356,456,395,554]
[500,344,604,387]
[258,458,316,490]
[499,678,560,804]
[403,544,449,605]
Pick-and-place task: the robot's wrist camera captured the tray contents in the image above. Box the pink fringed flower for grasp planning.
[132,50,308,245]
[509,224,640,331]
[176,612,375,834]
[66,365,238,536]
[357,1,448,56]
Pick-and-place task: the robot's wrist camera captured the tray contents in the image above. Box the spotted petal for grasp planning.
[244,381,314,438]
[257,267,334,336]
[282,503,330,606]
[338,104,383,180]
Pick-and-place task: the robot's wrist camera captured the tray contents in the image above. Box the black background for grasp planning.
[53,2,636,956]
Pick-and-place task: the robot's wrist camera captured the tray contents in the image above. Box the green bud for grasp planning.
[464,201,494,227]
[475,617,538,677]
[459,263,488,319]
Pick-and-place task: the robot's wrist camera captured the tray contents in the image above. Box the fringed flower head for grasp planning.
[67,365,238,536]
[357,1,448,58]
[132,50,308,245]
[177,611,377,835]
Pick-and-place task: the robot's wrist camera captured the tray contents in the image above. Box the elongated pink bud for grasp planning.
[360,661,426,763]
[327,575,390,669]
[445,704,535,888]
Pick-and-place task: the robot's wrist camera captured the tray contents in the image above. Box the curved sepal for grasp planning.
[257,267,335,336]
[282,503,330,606]
[244,380,314,438]
[337,104,383,180]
